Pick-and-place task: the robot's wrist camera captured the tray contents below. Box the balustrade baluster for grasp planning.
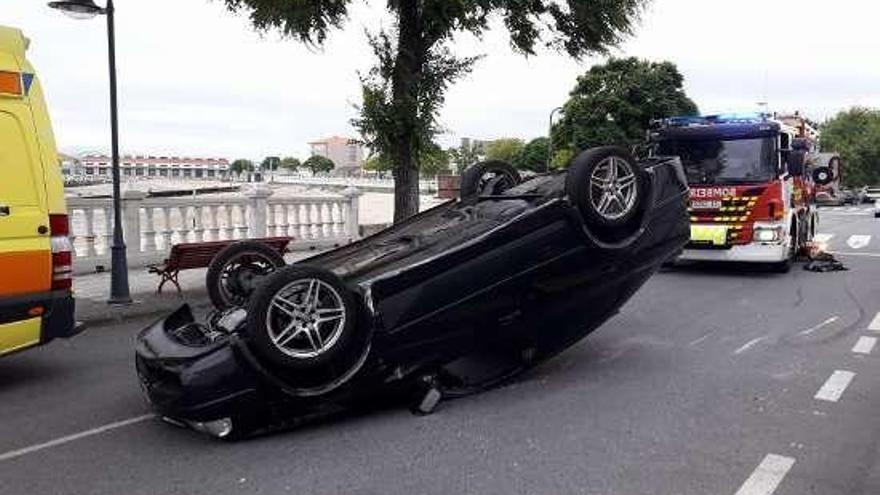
[207,205,221,241]
[102,207,113,255]
[176,206,189,243]
[277,203,289,237]
[235,204,249,238]
[266,204,277,237]
[143,207,158,252]
[83,208,97,258]
[222,205,235,240]
[193,206,205,242]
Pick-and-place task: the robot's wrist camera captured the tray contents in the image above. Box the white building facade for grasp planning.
[78,154,230,179]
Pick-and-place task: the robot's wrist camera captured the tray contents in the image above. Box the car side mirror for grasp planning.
[787,150,806,177]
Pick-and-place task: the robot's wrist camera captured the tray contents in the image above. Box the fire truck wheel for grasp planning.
[772,223,798,273]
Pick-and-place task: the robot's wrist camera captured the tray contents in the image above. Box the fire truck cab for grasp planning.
[650,113,828,272]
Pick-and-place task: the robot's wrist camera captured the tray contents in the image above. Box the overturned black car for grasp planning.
[135,147,690,438]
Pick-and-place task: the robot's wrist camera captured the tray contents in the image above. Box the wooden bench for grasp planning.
[148,237,292,294]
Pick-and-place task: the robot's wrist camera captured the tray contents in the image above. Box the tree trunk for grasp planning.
[390,1,425,223]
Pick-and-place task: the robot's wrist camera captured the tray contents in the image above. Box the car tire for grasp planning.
[460,161,521,200]
[565,146,647,229]
[813,166,834,186]
[244,265,361,371]
[207,241,287,310]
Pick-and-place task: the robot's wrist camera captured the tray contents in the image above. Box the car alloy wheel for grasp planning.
[219,252,279,305]
[265,278,347,359]
[589,156,638,221]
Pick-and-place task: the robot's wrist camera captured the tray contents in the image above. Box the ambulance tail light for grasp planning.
[49,214,73,290]
[0,71,22,96]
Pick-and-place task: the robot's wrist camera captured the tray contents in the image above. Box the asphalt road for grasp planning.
[2,206,880,495]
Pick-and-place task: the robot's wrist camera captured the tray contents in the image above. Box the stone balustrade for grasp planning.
[66,184,362,274]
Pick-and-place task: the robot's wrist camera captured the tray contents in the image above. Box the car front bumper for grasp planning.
[678,242,789,263]
[135,305,261,422]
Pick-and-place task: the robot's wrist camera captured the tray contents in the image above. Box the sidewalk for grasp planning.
[74,251,319,327]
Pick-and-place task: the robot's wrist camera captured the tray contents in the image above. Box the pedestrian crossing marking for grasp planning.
[846,235,871,249]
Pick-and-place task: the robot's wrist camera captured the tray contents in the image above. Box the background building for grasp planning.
[78,154,230,179]
[58,152,84,176]
[309,136,364,175]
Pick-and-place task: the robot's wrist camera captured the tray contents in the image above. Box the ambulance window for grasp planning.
[0,113,40,206]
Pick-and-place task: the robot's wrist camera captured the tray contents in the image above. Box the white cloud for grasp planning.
[5,0,878,158]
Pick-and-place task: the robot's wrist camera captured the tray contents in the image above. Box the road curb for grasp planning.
[75,289,213,327]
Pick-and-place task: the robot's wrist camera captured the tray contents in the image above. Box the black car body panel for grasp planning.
[136,157,690,428]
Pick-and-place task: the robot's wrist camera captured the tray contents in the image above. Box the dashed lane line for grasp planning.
[852,336,877,355]
[0,414,155,463]
[734,336,767,355]
[814,370,855,402]
[734,454,796,495]
[869,312,880,331]
[798,316,839,336]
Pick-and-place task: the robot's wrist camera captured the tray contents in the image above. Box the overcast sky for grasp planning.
[5,0,879,160]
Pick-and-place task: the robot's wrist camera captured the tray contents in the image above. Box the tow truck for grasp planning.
[650,113,832,271]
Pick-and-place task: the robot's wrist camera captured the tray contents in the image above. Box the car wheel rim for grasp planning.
[589,156,638,221]
[219,253,277,305]
[266,278,346,359]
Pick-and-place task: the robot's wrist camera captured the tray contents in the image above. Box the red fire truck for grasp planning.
[650,113,833,271]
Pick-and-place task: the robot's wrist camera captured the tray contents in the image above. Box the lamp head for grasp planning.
[48,0,105,20]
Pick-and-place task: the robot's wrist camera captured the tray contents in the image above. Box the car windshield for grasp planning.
[658,137,776,185]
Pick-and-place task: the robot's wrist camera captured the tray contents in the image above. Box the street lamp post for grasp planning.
[48,0,131,304]
[546,106,563,172]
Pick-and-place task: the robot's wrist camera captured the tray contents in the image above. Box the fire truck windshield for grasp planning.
[658,137,776,185]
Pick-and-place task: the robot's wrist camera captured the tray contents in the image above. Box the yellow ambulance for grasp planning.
[0,25,79,356]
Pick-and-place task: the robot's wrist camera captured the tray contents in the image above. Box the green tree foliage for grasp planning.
[553,57,698,156]
[230,158,255,175]
[364,143,450,177]
[280,157,301,171]
[261,156,281,170]
[821,107,880,187]
[420,144,452,178]
[219,0,647,222]
[448,141,484,174]
[363,154,392,173]
[485,138,525,163]
[303,155,335,175]
[513,137,550,172]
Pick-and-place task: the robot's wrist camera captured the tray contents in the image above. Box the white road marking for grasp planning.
[869,312,880,331]
[852,336,877,355]
[734,454,796,495]
[0,414,154,463]
[848,207,860,212]
[814,370,855,402]
[734,336,767,355]
[813,233,834,244]
[798,316,839,336]
[689,332,713,346]
[846,235,872,249]
[829,251,880,258]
